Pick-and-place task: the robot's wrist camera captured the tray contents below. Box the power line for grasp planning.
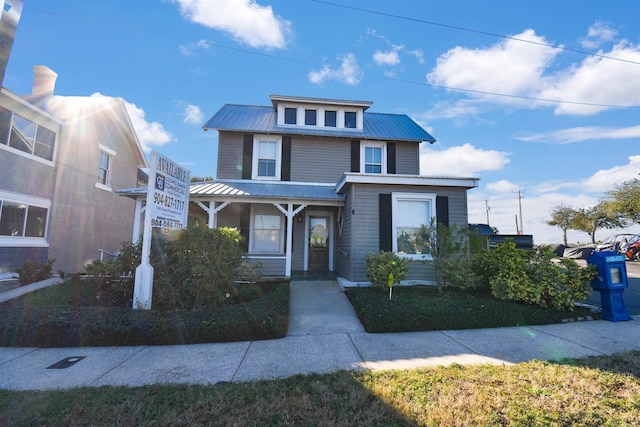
[22,6,640,110]
[310,0,640,67]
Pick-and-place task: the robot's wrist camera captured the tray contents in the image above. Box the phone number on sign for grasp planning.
[150,218,183,229]
[154,191,186,211]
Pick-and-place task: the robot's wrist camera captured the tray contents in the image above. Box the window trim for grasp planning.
[251,134,282,180]
[391,192,436,260]
[249,207,285,254]
[0,190,51,247]
[361,141,387,174]
[95,143,116,191]
[304,108,317,126]
[0,108,57,166]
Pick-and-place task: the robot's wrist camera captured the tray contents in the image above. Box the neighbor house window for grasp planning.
[0,106,56,162]
[96,143,116,191]
[0,199,48,238]
[392,193,436,259]
[284,107,297,125]
[361,142,386,174]
[324,110,337,127]
[344,111,357,128]
[251,210,284,252]
[252,135,281,180]
[305,109,317,126]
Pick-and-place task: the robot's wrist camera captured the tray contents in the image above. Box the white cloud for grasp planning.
[123,100,174,152]
[373,45,402,66]
[581,21,618,49]
[183,104,204,124]
[171,0,291,49]
[516,124,640,144]
[420,143,510,176]
[308,53,363,85]
[468,156,640,244]
[426,26,640,117]
[427,29,561,102]
[409,48,425,64]
[179,39,212,56]
[486,179,520,193]
[539,42,640,115]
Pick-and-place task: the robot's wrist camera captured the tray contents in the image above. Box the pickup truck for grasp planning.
[469,224,534,250]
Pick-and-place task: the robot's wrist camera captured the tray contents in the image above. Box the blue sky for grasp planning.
[5,0,640,244]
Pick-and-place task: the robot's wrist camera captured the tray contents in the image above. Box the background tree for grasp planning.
[571,202,625,243]
[546,204,578,246]
[607,178,640,225]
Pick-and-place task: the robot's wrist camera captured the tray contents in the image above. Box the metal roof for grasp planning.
[203,104,435,143]
[117,180,344,202]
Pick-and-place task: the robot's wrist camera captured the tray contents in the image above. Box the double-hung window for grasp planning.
[392,193,436,259]
[0,106,56,162]
[251,209,284,253]
[252,135,281,180]
[361,142,386,174]
[96,144,116,191]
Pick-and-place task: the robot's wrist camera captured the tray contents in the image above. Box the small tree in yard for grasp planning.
[364,251,409,289]
[415,220,483,294]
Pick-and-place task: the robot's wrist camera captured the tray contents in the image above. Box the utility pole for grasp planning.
[512,190,525,234]
[485,200,490,225]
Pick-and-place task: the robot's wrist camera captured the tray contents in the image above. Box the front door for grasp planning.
[308,216,329,271]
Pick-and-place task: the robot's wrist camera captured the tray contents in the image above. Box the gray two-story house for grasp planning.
[122,94,478,284]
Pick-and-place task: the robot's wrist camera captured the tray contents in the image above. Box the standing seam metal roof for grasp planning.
[203,104,435,142]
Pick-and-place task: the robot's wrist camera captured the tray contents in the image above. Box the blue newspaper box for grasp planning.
[587,251,632,322]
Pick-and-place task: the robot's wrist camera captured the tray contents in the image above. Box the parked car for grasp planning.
[595,234,635,253]
[620,234,640,261]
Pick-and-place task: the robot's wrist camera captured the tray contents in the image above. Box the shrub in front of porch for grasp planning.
[364,251,410,288]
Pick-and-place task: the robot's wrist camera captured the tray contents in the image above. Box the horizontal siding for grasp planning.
[348,183,469,282]
[395,141,419,175]
[290,136,350,183]
[217,132,244,180]
[335,190,353,279]
[406,260,436,282]
[248,257,286,276]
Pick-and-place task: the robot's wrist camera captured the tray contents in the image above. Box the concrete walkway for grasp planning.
[1,280,640,391]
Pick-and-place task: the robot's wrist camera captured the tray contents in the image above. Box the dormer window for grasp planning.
[304,109,317,126]
[344,111,357,129]
[284,107,297,125]
[324,110,337,127]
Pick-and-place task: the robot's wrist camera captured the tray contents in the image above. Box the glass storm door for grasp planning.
[308,216,329,271]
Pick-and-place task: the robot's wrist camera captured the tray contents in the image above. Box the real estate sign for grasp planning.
[133,151,191,310]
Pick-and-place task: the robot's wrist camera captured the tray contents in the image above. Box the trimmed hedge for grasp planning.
[0,280,289,347]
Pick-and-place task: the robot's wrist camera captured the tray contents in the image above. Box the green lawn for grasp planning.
[346,285,594,333]
[1,351,639,426]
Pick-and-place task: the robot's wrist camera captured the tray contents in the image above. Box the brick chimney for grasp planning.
[30,65,58,108]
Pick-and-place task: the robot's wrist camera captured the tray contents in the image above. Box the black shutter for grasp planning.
[282,136,291,181]
[379,194,392,251]
[387,142,396,174]
[239,205,250,252]
[436,196,449,227]
[351,140,360,173]
[242,134,252,180]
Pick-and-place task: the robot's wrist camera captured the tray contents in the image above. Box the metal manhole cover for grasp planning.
[46,356,86,369]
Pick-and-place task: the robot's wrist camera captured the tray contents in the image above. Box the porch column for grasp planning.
[285,203,294,276]
[132,198,144,241]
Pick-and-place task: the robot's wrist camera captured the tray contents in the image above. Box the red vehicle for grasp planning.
[620,234,640,261]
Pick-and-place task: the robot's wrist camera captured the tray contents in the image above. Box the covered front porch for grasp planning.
[119,180,345,278]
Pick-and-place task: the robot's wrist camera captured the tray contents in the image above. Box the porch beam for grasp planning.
[272,202,308,277]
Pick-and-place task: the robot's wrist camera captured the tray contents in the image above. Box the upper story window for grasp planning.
[284,107,297,125]
[0,106,56,162]
[252,135,281,180]
[324,110,337,127]
[344,111,357,129]
[96,143,116,191]
[304,109,317,126]
[361,142,386,174]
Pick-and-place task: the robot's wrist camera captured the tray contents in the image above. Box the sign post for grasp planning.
[133,151,190,309]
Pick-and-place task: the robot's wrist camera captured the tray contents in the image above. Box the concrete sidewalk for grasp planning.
[1,280,640,391]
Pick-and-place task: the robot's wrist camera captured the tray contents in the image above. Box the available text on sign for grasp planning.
[148,151,190,230]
